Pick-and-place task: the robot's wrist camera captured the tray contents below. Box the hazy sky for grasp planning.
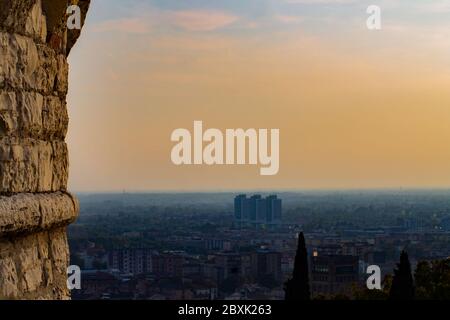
[67,0,450,192]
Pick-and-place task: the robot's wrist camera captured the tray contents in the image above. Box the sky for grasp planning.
[67,0,450,192]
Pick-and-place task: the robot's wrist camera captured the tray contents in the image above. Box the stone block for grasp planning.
[0,256,19,298]
[0,32,68,95]
[0,0,47,42]
[0,138,68,193]
[0,90,68,139]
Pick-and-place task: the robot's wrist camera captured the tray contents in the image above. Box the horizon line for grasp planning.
[71,187,450,194]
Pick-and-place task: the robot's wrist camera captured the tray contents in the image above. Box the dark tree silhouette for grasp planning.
[389,250,415,300]
[285,232,311,300]
[415,258,450,300]
[414,261,432,299]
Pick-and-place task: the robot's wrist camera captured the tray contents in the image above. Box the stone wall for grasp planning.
[0,0,89,299]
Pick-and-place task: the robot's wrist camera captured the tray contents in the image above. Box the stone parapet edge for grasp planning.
[0,191,78,237]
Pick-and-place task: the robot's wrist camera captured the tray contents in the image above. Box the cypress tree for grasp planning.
[389,250,415,300]
[285,232,311,300]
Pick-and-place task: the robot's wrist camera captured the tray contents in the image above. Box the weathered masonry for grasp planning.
[0,0,89,299]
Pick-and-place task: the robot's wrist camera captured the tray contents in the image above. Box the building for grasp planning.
[234,194,282,229]
[152,253,184,278]
[109,249,153,275]
[109,249,184,278]
[204,238,232,251]
[266,195,282,224]
[248,195,261,223]
[251,248,282,285]
[234,195,247,224]
[311,254,359,297]
[214,252,242,283]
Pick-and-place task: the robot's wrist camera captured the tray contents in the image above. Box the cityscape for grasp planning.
[2,0,450,313]
[68,191,450,300]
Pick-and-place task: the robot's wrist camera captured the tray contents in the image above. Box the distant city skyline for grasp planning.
[234,194,282,229]
[68,0,450,191]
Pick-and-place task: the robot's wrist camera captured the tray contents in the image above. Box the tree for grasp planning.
[258,274,278,290]
[431,258,450,299]
[414,261,432,299]
[415,258,450,300]
[389,251,415,300]
[285,232,311,300]
[352,275,391,300]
